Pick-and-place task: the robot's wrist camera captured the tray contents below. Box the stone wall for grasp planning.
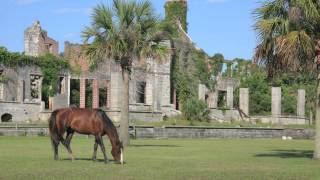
[134,126,314,139]
[64,42,90,71]
[0,125,313,140]
[0,65,42,103]
[0,101,41,122]
[251,116,309,125]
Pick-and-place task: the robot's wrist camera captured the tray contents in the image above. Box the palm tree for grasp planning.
[253,0,320,159]
[82,0,170,146]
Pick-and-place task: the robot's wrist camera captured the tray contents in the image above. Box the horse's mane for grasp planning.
[96,109,121,145]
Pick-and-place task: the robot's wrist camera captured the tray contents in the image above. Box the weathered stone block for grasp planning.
[297,89,305,117]
[239,88,249,116]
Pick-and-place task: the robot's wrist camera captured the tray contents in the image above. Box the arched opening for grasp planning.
[1,113,13,122]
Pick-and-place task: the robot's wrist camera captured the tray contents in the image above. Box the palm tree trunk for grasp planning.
[120,68,130,147]
[314,75,320,159]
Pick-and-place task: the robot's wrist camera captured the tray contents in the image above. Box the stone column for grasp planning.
[67,75,71,106]
[272,87,281,123]
[211,91,218,108]
[161,74,171,107]
[198,84,206,101]
[110,72,122,110]
[173,89,177,110]
[17,79,24,103]
[207,92,215,108]
[38,77,43,102]
[226,86,234,109]
[79,78,86,108]
[106,80,111,108]
[40,101,45,112]
[239,88,249,116]
[145,80,153,106]
[92,79,99,109]
[297,89,305,117]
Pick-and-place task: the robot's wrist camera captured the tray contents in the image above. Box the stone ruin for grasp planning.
[24,21,59,57]
[0,21,174,123]
[198,82,309,125]
[0,0,310,125]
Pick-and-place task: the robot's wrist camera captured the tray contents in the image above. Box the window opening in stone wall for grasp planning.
[170,86,174,104]
[217,91,227,108]
[99,87,107,109]
[70,79,80,107]
[30,74,41,99]
[46,44,50,51]
[58,77,66,94]
[1,113,12,122]
[136,82,146,104]
[85,79,93,108]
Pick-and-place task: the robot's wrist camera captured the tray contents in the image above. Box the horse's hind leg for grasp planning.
[96,135,108,164]
[92,138,98,161]
[62,130,75,161]
[51,138,59,160]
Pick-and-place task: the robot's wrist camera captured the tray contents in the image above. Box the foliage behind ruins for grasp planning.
[0,47,68,97]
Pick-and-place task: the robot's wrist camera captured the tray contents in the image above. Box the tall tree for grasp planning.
[253,0,320,159]
[82,0,170,146]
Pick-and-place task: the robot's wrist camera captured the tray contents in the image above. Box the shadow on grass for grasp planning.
[61,158,122,163]
[130,144,181,148]
[255,149,313,159]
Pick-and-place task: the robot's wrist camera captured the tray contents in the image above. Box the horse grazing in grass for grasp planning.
[48,108,123,164]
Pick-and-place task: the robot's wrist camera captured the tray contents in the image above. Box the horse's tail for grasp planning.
[48,109,60,149]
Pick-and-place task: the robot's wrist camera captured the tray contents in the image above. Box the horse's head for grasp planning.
[111,141,123,164]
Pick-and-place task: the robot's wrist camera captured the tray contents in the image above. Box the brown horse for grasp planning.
[48,107,123,164]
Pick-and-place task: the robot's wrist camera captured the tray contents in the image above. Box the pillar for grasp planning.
[38,77,43,102]
[198,84,206,101]
[106,80,111,108]
[173,89,177,110]
[67,75,71,106]
[145,81,153,106]
[297,89,305,117]
[161,74,171,107]
[92,79,99,109]
[79,78,86,108]
[17,79,24,102]
[207,92,215,108]
[226,86,234,109]
[211,91,218,108]
[239,88,249,116]
[272,87,281,122]
[110,72,122,110]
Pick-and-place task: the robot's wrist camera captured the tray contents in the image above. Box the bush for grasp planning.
[181,98,210,121]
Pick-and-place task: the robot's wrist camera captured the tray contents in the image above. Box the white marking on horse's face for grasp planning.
[120,148,123,164]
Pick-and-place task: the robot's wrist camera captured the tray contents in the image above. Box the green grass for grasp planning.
[0,137,320,180]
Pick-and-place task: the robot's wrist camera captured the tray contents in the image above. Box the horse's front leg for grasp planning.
[92,138,98,161]
[96,135,109,164]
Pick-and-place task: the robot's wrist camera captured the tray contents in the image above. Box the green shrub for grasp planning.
[181,98,210,121]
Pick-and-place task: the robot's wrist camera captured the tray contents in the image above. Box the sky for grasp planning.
[0,0,260,60]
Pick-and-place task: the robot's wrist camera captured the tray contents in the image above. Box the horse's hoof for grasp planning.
[92,158,97,162]
[105,160,109,164]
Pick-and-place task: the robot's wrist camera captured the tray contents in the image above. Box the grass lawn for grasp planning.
[0,137,320,180]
